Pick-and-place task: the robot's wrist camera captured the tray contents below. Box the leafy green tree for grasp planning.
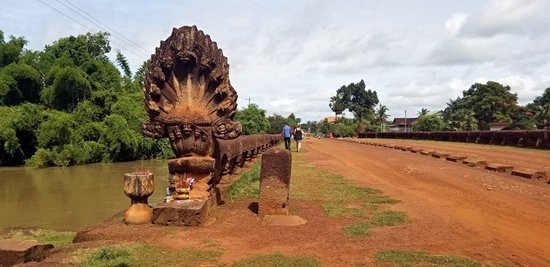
[0,104,45,165]
[529,87,550,129]
[333,118,357,137]
[417,108,429,117]
[267,114,287,134]
[345,80,379,123]
[305,121,318,134]
[43,32,121,92]
[44,32,111,66]
[133,61,148,89]
[453,81,518,130]
[1,63,43,103]
[411,114,445,131]
[0,31,27,67]
[504,106,536,130]
[235,103,270,135]
[100,114,139,161]
[316,118,334,136]
[41,67,92,111]
[329,86,347,122]
[330,80,379,124]
[110,92,145,131]
[0,72,21,105]
[287,113,301,125]
[37,111,75,149]
[73,100,104,124]
[11,103,44,158]
[441,98,478,131]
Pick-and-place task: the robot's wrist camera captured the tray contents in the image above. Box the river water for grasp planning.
[0,160,170,231]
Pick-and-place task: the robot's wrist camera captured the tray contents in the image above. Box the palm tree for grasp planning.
[375,104,389,132]
[417,108,429,117]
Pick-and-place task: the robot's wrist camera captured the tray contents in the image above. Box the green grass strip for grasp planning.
[232,252,320,267]
[375,249,482,267]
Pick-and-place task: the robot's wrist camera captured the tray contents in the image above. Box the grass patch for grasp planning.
[233,252,320,267]
[370,210,408,227]
[375,249,482,267]
[343,221,371,237]
[227,160,261,199]
[69,244,223,267]
[1,228,75,247]
[290,156,401,220]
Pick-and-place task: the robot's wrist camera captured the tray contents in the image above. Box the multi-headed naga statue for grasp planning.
[142,26,242,200]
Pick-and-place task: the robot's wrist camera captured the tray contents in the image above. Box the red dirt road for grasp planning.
[304,138,550,265]
[44,138,550,266]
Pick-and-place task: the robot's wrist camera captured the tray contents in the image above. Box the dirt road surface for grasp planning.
[44,138,550,266]
[304,138,550,266]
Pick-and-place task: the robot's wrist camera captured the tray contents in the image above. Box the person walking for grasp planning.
[294,126,303,152]
[282,123,292,150]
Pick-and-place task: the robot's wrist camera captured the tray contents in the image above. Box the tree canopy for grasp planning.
[0,29,171,167]
[235,103,270,135]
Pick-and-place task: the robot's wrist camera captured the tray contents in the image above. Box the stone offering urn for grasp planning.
[123,172,154,224]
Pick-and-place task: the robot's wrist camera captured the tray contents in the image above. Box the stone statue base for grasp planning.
[124,203,153,225]
[152,199,214,226]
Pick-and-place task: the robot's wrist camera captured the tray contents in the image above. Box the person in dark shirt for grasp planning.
[293,126,303,152]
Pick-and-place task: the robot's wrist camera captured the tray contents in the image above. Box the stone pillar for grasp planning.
[123,172,154,224]
[258,148,292,216]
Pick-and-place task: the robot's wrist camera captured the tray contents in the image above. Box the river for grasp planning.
[0,160,170,232]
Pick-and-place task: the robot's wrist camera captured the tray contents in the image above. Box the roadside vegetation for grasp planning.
[0,228,74,247]
[375,250,482,267]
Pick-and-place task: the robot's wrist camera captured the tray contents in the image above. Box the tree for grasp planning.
[459,81,518,130]
[346,80,379,123]
[44,32,111,66]
[0,73,21,105]
[530,87,550,129]
[100,114,139,161]
[333,117,357,137]
[411,114,445,131]
[375,104,389,132]
[41,67,92,111]
[504,106,536,130]
[0,31,27,67]
[417,108,429,117]
[329,80,379,133]
[37,111,75,149]
[267,114,287,134]
[115,50,132,78]
[329,85,347,122]
[1,63,43,103]
[43,32,121,92]
[235,103,270,135]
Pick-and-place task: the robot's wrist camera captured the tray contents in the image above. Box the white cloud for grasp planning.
[2,0,550,122]
[445,13,468,36]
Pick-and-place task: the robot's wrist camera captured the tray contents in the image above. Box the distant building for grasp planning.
[321,116,337,123]
[488,122,509,131]
[389,117,417,132]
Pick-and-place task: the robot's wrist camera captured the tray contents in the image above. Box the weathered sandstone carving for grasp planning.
[142,26,243,200]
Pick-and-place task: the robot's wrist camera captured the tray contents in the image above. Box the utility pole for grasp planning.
[246,97,252,106]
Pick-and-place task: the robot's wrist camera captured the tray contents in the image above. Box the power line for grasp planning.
[36,0,147,61]
[60,0,150,56]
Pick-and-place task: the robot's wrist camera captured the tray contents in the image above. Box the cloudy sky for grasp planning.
[2,0,550,122]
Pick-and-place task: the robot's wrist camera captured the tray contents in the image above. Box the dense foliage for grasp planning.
[329,80,379,124]
[326,79,549,134]
[0,30,172,167]
[235,104,270,135]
